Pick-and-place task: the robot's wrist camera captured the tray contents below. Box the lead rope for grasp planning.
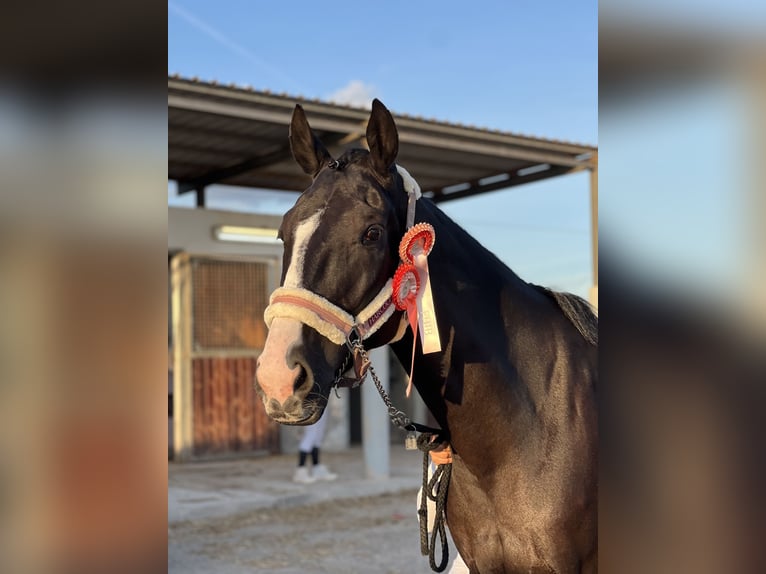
[417,434,452,572]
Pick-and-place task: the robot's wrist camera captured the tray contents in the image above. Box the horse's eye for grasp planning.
[362,225,382,244]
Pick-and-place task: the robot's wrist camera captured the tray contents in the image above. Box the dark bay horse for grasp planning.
[254,100,598,573]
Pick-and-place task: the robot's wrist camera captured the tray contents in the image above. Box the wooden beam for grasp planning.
[431,164,576,203]
[177,145,294,194]
[171,253,194,461]
[399,132,589,169]
[177,132,352,195]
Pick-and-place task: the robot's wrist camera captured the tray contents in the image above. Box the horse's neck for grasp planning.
[390,202,551,436]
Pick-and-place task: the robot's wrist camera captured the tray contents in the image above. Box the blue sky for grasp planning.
[168,0,598,297]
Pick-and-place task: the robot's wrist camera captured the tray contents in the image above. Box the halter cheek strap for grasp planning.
[264,279,396,347]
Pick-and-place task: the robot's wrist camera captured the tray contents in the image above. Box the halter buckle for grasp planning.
[345,325,363,351]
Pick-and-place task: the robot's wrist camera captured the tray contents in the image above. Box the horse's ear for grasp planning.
[366,99,399,177]
[290,104,333,177]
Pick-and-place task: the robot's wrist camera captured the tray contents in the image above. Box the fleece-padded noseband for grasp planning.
[264,279,395,346]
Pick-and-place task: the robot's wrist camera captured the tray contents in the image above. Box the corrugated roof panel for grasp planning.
[168,75,596,201]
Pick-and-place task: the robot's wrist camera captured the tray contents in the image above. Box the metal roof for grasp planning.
[169,75,596,203]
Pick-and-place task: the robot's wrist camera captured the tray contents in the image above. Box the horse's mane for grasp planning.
[535,286,598,346]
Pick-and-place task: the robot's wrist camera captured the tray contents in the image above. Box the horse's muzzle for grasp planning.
[254,360,326,425]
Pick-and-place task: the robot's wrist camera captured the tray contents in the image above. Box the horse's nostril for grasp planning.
[293,364,308,393]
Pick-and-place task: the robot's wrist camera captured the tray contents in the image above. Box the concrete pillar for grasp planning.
[362,346,390,479]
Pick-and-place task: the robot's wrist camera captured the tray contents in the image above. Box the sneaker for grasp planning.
[293,466,316,484]
[311,464,338,481]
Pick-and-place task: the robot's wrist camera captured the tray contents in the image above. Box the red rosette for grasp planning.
[392,263,420,311]
[398,223,436,264]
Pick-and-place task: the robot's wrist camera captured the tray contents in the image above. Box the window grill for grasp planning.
[191,258,269,352]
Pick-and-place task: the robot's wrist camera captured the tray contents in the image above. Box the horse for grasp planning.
[254,100,598,573]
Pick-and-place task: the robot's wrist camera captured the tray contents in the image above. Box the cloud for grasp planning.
[327,80,378,107]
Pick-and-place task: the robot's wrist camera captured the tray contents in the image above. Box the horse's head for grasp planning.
[254,100,410,424]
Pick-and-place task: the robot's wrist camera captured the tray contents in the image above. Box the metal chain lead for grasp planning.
[332,350,355,398]
[350,341,414,430]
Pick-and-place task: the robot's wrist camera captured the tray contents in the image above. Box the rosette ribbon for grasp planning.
[394,222,441,397]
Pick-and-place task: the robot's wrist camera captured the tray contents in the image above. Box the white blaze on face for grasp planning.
[256,211,325,404]
[282,210,324,289]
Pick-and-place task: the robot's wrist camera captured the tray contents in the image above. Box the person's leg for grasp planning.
[299,423,320,453]
[308,410,337,481]
[293,424,321,483]
[311,446,320,466]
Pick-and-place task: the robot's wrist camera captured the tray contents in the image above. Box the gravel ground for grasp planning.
[169,489,456,574]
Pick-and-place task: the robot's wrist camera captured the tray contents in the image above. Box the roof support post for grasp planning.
[195,187,206,208]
